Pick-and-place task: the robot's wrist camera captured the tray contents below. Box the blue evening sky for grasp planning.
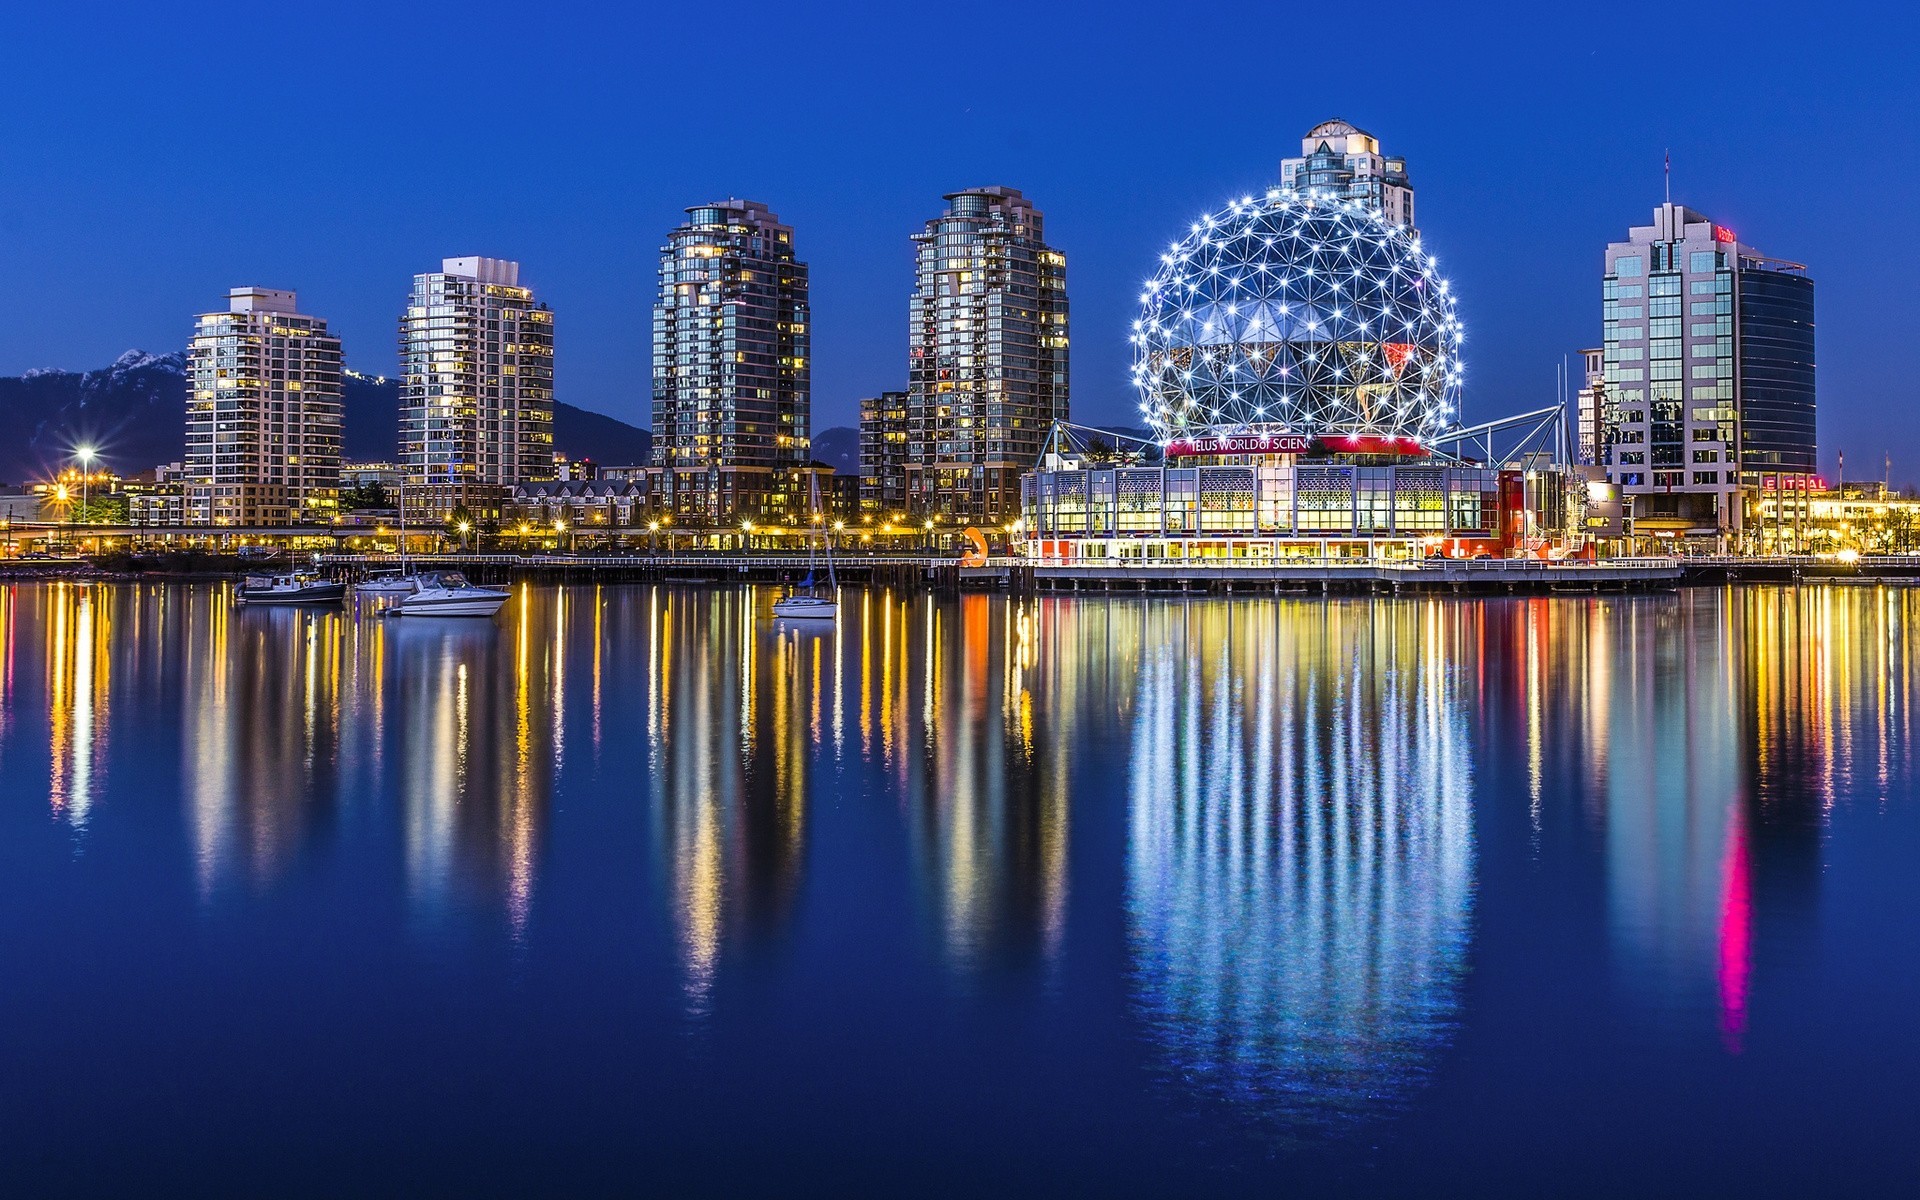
[1,1,1913,483]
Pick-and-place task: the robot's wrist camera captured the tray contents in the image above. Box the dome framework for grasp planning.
[1131,190,1463,446]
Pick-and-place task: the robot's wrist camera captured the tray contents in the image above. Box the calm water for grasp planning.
[0,581,1915,1195]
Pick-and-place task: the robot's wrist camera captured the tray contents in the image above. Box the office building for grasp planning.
[1575,347,1606,466]
[1600,204,1815,546]
[1280,119,1414,227]
[651,200,811,523]
[185,287,343,526]
[904,187,1068,525]
[859,390,909,514]
[399,257,554,521]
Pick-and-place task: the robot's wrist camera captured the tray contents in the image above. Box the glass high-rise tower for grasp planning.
[185,287,343,526]
[651,200,811,524]
[1280,119,1414,227]
[1600,204,1814,547]
[399,257,555,522]
[903,187,1068,525]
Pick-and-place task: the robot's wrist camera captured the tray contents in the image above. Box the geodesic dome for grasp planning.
[1131,191,1463,445]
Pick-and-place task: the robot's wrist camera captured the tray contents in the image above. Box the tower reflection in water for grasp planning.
[647,587,814,1014]
[169,584,551,932]
[1594,586,1918,1052]
[877,591,1071,976]
[1123,599,1475,1132]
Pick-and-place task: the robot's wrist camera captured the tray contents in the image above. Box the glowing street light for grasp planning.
[74,446,97,549]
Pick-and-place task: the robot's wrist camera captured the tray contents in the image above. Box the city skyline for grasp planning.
[1,4,1913,485]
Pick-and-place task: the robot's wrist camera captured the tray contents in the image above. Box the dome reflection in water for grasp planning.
[1125,601,1475,1133]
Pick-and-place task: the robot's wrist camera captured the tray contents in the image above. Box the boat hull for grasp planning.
[238,583,346,605]
[354,578,421,596]
[394,593,509,618]
[772,598,838,620]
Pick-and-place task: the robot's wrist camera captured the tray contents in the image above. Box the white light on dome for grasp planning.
[1134,191,1463,443]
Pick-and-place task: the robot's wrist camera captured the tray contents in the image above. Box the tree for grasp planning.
[340,481,391,511]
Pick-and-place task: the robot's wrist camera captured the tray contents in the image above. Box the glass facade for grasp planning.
[904,187,1068,525]
[1736,267,1817,475]
[399,258,555,521]
[1022,463,1499,542]
[186,288,343,527]
[858,390,909,513]
[1278,119,1414,227]
[1599,204,1813,541]
[651,201,810,523]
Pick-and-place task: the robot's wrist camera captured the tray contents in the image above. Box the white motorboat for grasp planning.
[355,570,424,596]
[237,571,346,606]
[388,572,509,618]
[772,474,839,621]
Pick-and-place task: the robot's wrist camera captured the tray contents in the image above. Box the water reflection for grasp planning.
[1122,600,1476,1133]
[165,583,556,921]
[44,584,113,836]
[390,612,550,936]
[1590,587,1917,1051]
[647,587,813,1013]
[855,591,1072,976]
[0,578,1908,1135]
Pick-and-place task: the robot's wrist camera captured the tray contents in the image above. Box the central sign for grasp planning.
[1166,433,1313,456]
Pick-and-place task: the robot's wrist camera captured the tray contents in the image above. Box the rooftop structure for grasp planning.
[1280,119,1414,227]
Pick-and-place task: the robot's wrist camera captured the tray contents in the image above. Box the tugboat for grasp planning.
[388,571,509,619]
[237,570,347,606]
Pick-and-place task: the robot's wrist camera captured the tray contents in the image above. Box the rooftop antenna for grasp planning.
[1664,149,1672,206]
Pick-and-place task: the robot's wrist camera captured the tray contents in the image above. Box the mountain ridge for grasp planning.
[0,352,651,484]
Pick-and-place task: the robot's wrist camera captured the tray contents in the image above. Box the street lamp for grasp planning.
[554,518,568,554]
[457,519,472,552]
[75,446,96,552]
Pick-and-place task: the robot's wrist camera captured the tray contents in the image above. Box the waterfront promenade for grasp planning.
[7,548,1918,594]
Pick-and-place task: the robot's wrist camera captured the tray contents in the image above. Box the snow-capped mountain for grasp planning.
[0,352,651,484]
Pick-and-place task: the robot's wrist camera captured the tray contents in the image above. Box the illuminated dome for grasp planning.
[1131,190,1462,445]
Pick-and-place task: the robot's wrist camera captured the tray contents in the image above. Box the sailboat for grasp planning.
[357,479,424,596]
[772,474,839,620]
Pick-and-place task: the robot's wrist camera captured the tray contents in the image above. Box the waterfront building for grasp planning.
[1599,204,1815,547]
[859,390,909,513]
[508,467,856,543]
[129,490,184,527]
[904,187,1068,526]
[1279,119,1415,227]
[339,461,407,491]
[651,200,811,525]
[399,257,555,523]
[1021,189,1580,560]
[184,287,343,526]
[1574,347,1607,466]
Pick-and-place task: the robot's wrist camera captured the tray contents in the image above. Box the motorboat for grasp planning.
[771,474,839,621]
[354,570,424,596]
[388,572,509,618]
[237,571,346,606]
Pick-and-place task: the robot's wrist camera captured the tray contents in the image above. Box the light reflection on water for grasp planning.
[1125,601,1476,1131]
[0,579,1914,1177]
